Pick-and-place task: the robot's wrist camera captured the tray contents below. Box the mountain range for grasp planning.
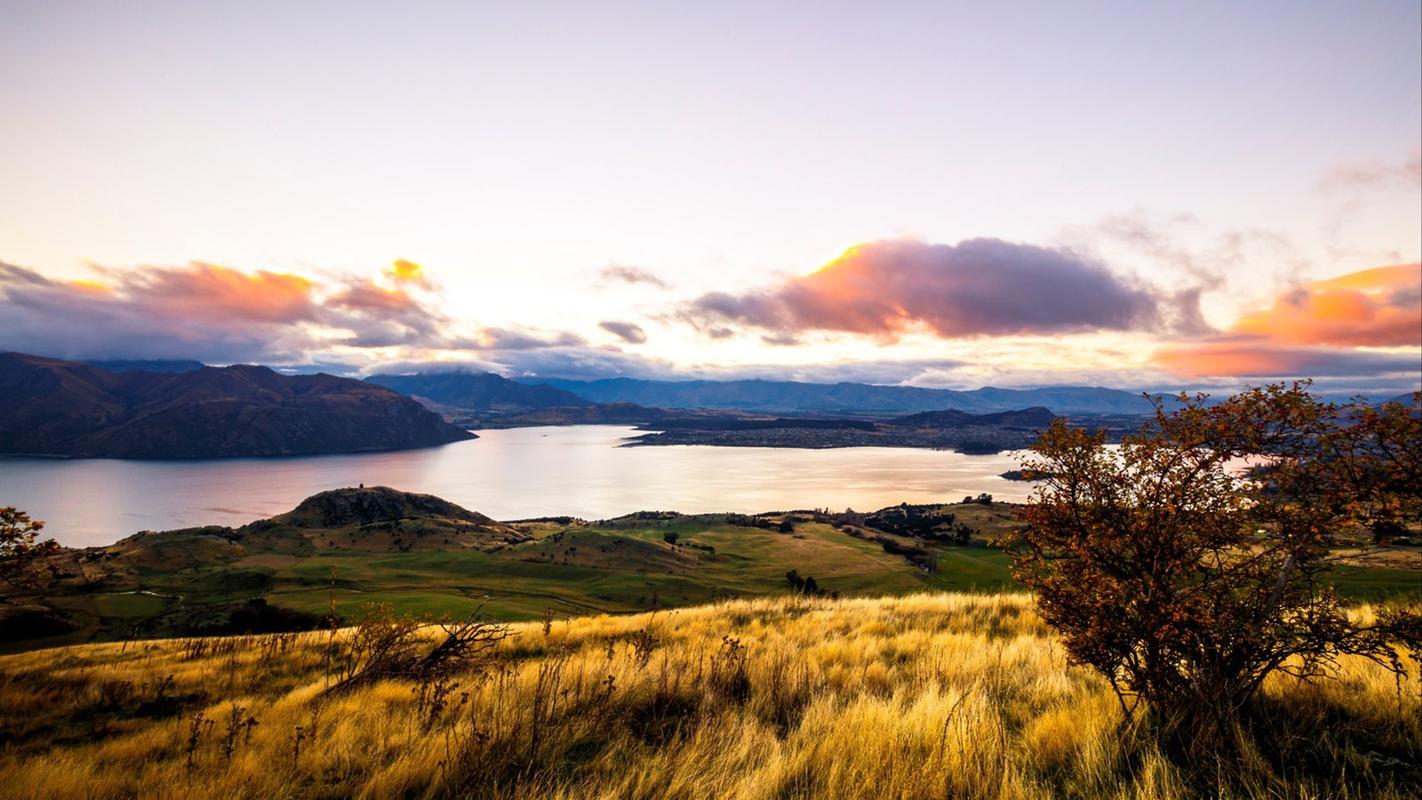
[0,352,474,458]
[83,358,206,374]
[522,377,1161,415]
[365,371,589,412]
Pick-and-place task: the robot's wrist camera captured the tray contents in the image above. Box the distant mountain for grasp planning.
[527,377,1157,415]
[84,358,206,374]
[1380,392,1420,408]
[366,372,591,412]
[886,406,1057,429]
[0,352,474,458]
[474,402,674,428]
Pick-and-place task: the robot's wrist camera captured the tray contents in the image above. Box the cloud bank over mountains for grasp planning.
[1,245,1416,393]
[0,258,568,365]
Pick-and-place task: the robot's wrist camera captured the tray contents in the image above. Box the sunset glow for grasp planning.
[0,1,1416,396]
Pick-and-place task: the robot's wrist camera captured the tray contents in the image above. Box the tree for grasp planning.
[662,531,679,545]
[1,506,59,590]
[1004,385,1421,753]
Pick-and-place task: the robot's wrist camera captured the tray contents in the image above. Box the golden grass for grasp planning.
[1,593,1417,799]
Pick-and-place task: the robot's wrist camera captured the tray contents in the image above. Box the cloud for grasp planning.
[370,351,972,386]
[1154,264,1422,379]
[599,320,647,344]
[459,328,586,351]
[683,239,1204,341]
[1067,210,1310,294]
[1318,153,1422,194]
[1154,337,1420,379]
[597,265,671,289]
[0,260,326,363]
[386,258,432,287]
[372,346,675,381]
[1231,264,1421,348]
[0,258,528,364]
[716,358,967,385]
[1316,152,1422,248]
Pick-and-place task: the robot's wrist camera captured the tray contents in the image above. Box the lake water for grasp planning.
[0,425,1035,547]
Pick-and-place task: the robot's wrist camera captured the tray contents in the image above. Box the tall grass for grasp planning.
[1,593,1417,799]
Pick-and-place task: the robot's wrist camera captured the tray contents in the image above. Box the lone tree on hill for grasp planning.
[1004,384,1421,754]
[1,506,59,590]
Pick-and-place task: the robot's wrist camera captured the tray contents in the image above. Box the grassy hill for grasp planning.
[1,593,1417,798]
[9,488,1418,653]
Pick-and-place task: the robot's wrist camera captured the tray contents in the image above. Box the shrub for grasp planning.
[1005,384,1422,757]
[0,507,58,590]
[325,603,511,695]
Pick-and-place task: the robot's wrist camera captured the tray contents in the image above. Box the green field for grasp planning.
[8,497,1418,652]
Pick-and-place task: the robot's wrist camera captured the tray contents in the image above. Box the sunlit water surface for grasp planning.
[0,426,1035,547]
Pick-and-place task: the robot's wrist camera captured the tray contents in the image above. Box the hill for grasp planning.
[0,352,474,458]
[1,593,1416,799]
[886,405,1057,429]
[272,486,501,529]
[528,376,1160,415]
[365,371,590,412]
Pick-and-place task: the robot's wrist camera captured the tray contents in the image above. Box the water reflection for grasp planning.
[0,426,1035,547]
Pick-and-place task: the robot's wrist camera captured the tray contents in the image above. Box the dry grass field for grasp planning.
[2,592,1418,799]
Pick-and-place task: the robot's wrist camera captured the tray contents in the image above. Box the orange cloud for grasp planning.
[1154,337,1417,378]
[1231,264,1420,347]
[1154,264,1421,378]
[686,239,1197,340]
[387,259,430,286]
[117,262,320,324]
[0,259,457,362]
[66,278,113,295]
[329,282,421,314]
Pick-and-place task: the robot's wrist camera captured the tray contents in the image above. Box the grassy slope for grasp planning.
[1,593,1418,799]
[263,517,937,620]
[19,501,1420,652]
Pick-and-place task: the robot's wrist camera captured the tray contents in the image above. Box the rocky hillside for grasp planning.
[0,352,474,458]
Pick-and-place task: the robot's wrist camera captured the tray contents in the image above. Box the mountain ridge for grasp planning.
[365,371,590,412]
[0,352,475,458]
[525,376,1160,415]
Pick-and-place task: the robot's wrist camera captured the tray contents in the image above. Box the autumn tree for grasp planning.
[1005,384,1421,753]
[1,506,59,590]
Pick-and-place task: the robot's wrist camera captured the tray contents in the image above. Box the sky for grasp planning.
[1,0,1419,395]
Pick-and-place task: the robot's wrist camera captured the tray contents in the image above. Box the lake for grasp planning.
[0,425,1035,547]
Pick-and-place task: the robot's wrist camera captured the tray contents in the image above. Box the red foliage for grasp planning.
[1005,385,1421,750]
